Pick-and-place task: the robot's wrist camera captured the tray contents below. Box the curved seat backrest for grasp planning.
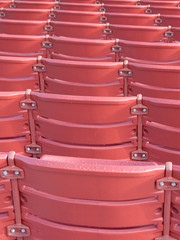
[0,34,45,57]
[0,56,39,91]
[49,36,115,61]
[0,19,47,35]
[15,154,164,231]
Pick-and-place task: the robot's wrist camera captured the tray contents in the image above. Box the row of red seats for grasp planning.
[0,0,180,239]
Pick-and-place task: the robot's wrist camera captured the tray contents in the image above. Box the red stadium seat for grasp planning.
[0,19,47,35]
[0,34,46,57]
[150,6,180,15]
[51,9,103,23]
[50,21,106,39]
[110,24,168,41]
[119,40,180,61]
[141,0,179,7]
[143,97,180,164]
[0,92,29,153]
[105,13,160,26]
[98,5,149,14]
[0,8,51,21]
[41,58,124,96]
[49,36,115,61]
[0,56,39,91]
[57,2,102,11]
[161,15,180,27]
[13,153,164,239]
[9,1,56,9]
[30,92,137,159]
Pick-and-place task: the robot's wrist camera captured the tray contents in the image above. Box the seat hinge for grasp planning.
[131,94,148,160]
[155,162,178,240]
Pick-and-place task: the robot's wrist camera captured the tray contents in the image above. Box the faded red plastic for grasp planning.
[128,61,180,99]
[0,19,47,35]
[0,92,29,154]
[9,1,56,9]
[110,24,168,41]
[49,36,115,61]
[41,58,124,96]
[52,10,103,23]
[0,34,46,57]
[12,154,165,239]
[119,40,180,62]
[105,13,160,25]
[30,92,137,159]
[0,8,51,21]
[50,21,106,39]
[0,56,39,91]
[100,5,149,14]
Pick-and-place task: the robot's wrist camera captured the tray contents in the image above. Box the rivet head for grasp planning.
[133,153,137,157]
[3,171,8,176]
[159,182,164,186]
[171,182,177,187]
[21,103,26,106]
[26,147,31,151]
[10,229,15,233]
[14,171,20,175]
[21,229,26,233]
[36,148,40,152]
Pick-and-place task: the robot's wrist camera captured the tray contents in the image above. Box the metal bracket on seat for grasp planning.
[136,0,141,6]
[155,13,163,25]
[131,94,148,161]
[7,224,30,238]
[145,5,152,14]
[100,13,108,22]
[20,98,37,110]
[3,152,31,238]
[99,3,106,12]
[48,8,56,19]
[25,143,41,154]
[54,2,60,9]
[0,8,5,17]
[155,162,178,240]
[112,39,122,53]
[20,89,42,156]
[44,20,53,32]
[164,26,174,42]
[0,166,24,179]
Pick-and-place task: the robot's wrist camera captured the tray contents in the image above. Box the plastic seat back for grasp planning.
[49,36,115,62]
[30,92,137,159]
[0,34,45,57]
[14,154,164,238]
[0,56,39,91]
[0,92,29,153]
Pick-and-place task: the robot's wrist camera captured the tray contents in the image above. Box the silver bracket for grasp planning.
[156,177,180,191]
[25,143,41,154]
[7,224,30,238]
[0,166,24,179]
[20,99,37,110]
